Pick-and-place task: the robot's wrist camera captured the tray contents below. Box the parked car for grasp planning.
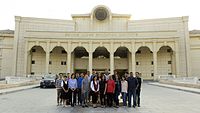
[40,74,56,88]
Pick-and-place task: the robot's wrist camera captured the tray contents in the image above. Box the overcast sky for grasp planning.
[0,0,199,30]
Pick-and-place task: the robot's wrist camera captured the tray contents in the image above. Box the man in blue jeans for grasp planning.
[127,72,138,108]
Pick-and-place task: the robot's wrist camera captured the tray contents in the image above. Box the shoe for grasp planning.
[82,106,85,108]
[128,105,131,107]
[133,105,136,108]
[116,106,119,108]
[138,105,140,107]
[85,105,88,107]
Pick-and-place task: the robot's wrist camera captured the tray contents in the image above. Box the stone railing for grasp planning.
[158,75,200,88]
[5,76,38,84]
[173,77,199,84]
[158,75,176,80]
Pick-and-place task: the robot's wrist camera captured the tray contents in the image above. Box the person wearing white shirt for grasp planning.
[90,75,99,108]
[121,75,128,106]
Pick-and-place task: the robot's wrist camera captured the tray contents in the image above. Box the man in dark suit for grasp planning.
[127,72,138,108]
[136,72,142,107]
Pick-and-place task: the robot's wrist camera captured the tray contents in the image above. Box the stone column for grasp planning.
[110,52,114,75]
[131,52,136,74]
[45,42,50,74]
[175,42,180,76]
[45,52,50,74]
[24,41,28,77]
[12,16,21,76]
[67,52,71,74]
[89,52,93,74]
[153,51,158,80]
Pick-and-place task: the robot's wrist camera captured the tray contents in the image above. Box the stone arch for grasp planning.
[28,44,46,52]
[73,46,89,58]
[135,45,153,53]
[93,46,110,58]
[136,46,152,53]
[92,45,110,53]
[71,45,89,53]
[158,46,174,52]
[114,46,130,58]
[113,45,131,53]
[29,45,46,75]
[157,46,174,75]
[29,45,45,53]
[157,43,175,53]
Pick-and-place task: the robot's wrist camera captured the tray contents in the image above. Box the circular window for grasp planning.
[95,8,108,21]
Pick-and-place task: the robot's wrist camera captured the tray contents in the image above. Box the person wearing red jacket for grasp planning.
[104,75,115,107]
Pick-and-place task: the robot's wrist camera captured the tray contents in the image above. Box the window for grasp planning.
[32,60,35,64]
[61,61,67,65]
[151,73,154,77]
[136,50,141,54]
[32,49,36,52]
[31,72,35,75]
[49,61,52,65]
[136,62,139,65]
[168,73,172,75]
[151,61,154,65]
[168,61,172,64]
[61,50,67,54]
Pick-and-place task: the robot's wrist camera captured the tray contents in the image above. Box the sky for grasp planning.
[0,0,200,30]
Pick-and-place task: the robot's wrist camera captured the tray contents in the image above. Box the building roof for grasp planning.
[189,30,200,34]
[0,29,14,34]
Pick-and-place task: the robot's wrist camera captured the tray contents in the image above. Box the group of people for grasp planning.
[55,71,142,108]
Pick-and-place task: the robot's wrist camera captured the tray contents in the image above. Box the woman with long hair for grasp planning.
[90,75,99,108]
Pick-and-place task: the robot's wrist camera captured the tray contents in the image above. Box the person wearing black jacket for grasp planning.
[136,72,142,107]
[127,72,138,108]
[113,72,121,108]
[99,74,106,108]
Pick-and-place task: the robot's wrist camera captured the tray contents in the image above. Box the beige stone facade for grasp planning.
[0,5,199,80]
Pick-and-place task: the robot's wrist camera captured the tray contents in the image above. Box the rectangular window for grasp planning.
[32,60,35,64]
[168,61,172,64]
[61,61,67,65]
[168,73,172,75]
[151,61,154,65]
[151,73,154,77]
[49,61,52,65]
[61,50,67,54]
[31,72,34,75]
[136,62,139,65]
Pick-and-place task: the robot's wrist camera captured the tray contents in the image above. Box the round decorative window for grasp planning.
[95,8,108,21]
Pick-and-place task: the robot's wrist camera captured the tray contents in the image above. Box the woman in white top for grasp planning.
[121,75,128,106]
[90,75,99,108]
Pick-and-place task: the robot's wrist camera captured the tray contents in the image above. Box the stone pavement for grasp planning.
[149,82,200,94]
[0,83,200,113]
[0,84,39,95]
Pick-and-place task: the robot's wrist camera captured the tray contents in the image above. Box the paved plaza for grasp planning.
[0,83,200,113]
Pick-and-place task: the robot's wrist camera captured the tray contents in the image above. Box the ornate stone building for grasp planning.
[0,5,200,80]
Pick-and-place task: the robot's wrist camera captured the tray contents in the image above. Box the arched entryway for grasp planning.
[114,47,130,76]
[136,46,153,80]
[29,46,45,75]
[157,46,174,75]
[93,47,110,73]
[73,47,89,73]
[49,46,67,74]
